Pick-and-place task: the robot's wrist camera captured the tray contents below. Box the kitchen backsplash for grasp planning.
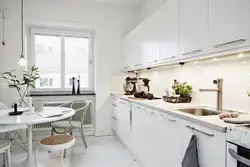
[112,52,250,112]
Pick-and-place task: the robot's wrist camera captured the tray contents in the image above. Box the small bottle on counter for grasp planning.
[77,75,80,95]
[72,77,76,94]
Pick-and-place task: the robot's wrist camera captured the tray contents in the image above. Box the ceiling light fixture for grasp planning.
[238,53,245,58]
[194,61,199,64]
[212,58,218,61]
[17,0,26,68]
[243,61,247,64]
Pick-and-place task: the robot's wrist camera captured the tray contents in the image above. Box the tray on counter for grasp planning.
[162,96,192,103]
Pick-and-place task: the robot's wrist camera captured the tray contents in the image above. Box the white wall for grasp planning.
[137,0,167,23]
[135,53,250,112]
[0,0,138,136]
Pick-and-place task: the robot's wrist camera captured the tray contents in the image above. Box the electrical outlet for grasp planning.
[0,8,10,18]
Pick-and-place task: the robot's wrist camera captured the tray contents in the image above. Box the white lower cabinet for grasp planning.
[185,123,226,167]
[113,98,131,147]
[112,98,226,167]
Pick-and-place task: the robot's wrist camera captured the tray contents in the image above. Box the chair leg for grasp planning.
[80,126,87,149]
[3,153,6,167]
[6,148,11,167]
[60,151,64,167]
[51,127,55,136]
[63,149,67,159]
[35,147,41,167]
[49,128,55,153]
[63,129,69,158]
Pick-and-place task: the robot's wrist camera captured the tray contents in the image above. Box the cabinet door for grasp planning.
[116,100,131,147]
[140,18,160,65]
[156,113,182,167]
[158,0,179,62]
[185,123,226,167]
[131,104,147,166]
[111,97,118,132]
[180,0,210,58]
[210,0,250,51]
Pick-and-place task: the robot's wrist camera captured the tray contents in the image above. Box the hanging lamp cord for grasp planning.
[21,0,24,57]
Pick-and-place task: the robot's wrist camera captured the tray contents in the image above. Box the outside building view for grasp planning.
[34,34,90,89]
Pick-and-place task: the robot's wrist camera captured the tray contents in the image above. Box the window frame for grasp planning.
[28,27,94,93]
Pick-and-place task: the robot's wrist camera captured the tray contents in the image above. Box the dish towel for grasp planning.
[182,135,200,167]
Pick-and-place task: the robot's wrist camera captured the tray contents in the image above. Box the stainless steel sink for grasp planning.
[176,108,220,116]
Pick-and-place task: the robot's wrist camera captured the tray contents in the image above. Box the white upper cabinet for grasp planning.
[179,0,210,58]
[139,19,160,65]
[141,0,179,65]
[158,0,179,62]
[122,30,142,70]
[209,0,250,52]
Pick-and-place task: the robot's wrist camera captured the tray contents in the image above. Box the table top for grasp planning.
[0,107,75,125]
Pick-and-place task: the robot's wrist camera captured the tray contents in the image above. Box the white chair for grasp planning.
[0,103,27,166]
[50,100,89,157]
[0,140,11,167]
[35,135,75,167]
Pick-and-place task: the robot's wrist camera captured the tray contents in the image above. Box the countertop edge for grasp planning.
[111,94,227,133]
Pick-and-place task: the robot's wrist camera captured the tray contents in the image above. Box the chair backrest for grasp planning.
[0,103,8,110]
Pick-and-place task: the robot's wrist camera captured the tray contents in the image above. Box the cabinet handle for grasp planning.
[134,64,142,66]
[185,125,215,137]
[148,60,158,64]
[167,118,177,122]
[162,56,176,61]
[161,115,176,122]
[112,104,117,107]
[182,50,202,56]
[143,109,154,115]
[135,106,141,109]
[113,117,117,121]
[112,129,116,133]
[113,97,118,100]
[213,39,246,48]
[119,101,126,105]
[124,66,130,69]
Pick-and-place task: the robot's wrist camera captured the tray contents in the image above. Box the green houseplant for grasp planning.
[174,82,193,97]
[2,66,40,106]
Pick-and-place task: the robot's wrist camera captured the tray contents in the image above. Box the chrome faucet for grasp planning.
[199,78,223,112]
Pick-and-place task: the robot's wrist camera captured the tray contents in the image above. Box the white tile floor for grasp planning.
[1,136,139,167]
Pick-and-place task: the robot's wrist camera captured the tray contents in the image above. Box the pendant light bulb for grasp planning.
[17,55,26,67]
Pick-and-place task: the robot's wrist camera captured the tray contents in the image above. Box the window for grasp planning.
[29,28,94,92]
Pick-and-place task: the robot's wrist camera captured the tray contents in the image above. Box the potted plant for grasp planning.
[1,66,40,107]
[174,82,193,97]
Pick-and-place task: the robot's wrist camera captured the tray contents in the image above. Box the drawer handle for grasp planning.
[144,109,154,115]
[148,60,158,64]
[119,101,126,105]
[182,50,202,56]
[167,118,177,122]
[134,64,142,66]
[124,66,130,69]
[162,56,176,61]
[113,117,117,121]
[112,104,117,107]
[185,125,214,137]
[213,39,246,48]
[161,115,176,122]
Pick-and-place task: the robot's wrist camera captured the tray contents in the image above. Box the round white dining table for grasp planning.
[0,107,75,167]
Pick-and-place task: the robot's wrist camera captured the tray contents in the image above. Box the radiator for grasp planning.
[33,100,92,129]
